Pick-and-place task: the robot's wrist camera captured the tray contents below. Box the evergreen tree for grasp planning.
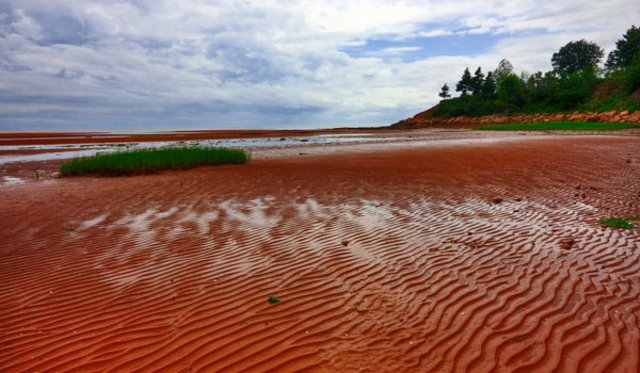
[525,71,544,98]
[470,67,485,95]
[438,83,451,99]
[606,25,640,71]
[482,71,496,97]
[456,67,473,96]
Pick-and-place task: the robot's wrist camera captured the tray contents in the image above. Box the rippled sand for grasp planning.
[1,133,639,372]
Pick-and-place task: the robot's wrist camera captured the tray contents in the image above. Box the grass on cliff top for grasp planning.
[60,146,249,176]
[473,121,639,131]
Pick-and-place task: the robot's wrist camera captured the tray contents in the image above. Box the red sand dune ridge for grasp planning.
[0,135,639,372]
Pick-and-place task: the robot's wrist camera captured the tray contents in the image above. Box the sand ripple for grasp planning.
[0,135,638,372]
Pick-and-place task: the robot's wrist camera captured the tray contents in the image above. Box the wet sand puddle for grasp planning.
[0,134,390,165]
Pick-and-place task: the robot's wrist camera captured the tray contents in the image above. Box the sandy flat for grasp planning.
[0,132,639,372]
[0,129,387,146]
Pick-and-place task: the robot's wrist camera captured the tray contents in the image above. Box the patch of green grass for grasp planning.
[473,121,640,131]
[268,295,281,304]
[598,216,640,229]
[59,146,249,176]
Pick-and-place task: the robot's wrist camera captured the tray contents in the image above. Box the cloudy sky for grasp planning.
[1,0,638,131]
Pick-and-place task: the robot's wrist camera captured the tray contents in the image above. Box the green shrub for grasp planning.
[555,67,601,109]
[598,216,639,229]
[268,295,281,304]
[474,121,639,131]
[432,95,498,117]
[496,74,528,111]
[623,52,640,93]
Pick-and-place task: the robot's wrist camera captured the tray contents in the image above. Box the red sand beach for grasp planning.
[1,132,639,372]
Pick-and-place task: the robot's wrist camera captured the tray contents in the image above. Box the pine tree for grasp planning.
[438,83,451,99]
[482,71,496,97]
[456,67,473,95]
[470,67,485,95]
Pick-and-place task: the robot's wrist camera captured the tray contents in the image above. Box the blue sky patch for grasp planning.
[341,27,549,62]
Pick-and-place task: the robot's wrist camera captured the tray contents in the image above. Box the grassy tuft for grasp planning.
[60,146,249,176]
[474,121,640,131]
[268,295,281,304]
[598,216,639,229]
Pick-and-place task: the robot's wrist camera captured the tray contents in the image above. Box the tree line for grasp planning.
[433,25,640,117]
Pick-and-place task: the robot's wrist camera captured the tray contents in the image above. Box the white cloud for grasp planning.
[0,0,637,130]
[418,29,454,38]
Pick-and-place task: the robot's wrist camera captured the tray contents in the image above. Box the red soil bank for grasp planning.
[392,109,640,129]
[0,135,639,372]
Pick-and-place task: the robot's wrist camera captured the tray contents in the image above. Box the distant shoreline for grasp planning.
[0,128,388,146]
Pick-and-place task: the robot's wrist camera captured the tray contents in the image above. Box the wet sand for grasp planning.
[0,133,639,372]
[0,129,385,146]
